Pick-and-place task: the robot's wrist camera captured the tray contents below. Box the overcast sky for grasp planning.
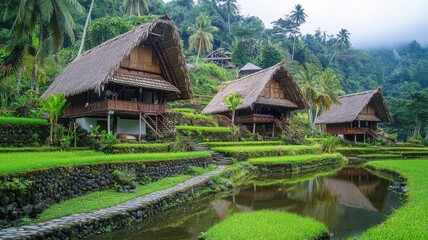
[164,0,428,49]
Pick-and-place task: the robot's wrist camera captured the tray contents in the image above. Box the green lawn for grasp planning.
[360,160,428,239]
[0,151,211,174]
[201,141,284,147]
[36,164,217,222]
[200,210,328,240]
[176,126,231,132]
[0,117,48,125]
[248,153,343,164]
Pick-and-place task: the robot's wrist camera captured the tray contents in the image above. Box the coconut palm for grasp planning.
[187,13,218,64]
[121,0,155,16]
[77,0,95,57]
[336,28,351,49]
[297,64,321,135]
[289,4,307,60]
[223,92,244,127]
[315,68,344,118]
[11,0,84,90]
[219,0,239,33]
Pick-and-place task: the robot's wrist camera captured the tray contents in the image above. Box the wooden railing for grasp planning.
[235,114,274,124]
[326,126,375,135]
[63,99,165,117]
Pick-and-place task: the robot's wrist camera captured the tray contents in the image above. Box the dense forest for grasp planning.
[1,0,427,141]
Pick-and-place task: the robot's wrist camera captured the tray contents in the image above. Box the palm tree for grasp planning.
[297,64,320,135]
[120,0,154,16]
[220,0,238,33]
[41,93,68,145]
[77,0,95,57]
[336,28,351,49]
[11,0,84,90]
[289,4,307,60]
[223,92,244,127]
[187,13,218,64]
[315,68,344,118]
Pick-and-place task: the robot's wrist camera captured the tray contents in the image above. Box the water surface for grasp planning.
[96,167,401,240]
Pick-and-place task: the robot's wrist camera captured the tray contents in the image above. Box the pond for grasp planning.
[95,167,401,240]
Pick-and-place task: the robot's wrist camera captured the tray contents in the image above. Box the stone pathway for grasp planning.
[180,135,233,165]
[0,166,226,240]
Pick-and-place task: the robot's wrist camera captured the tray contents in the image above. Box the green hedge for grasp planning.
[112,143,170,154]
[212,145,321,161]
[201,210,328,240]
[0,117,48,125]
[201,141,284,147]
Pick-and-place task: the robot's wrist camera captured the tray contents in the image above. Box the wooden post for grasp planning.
[364,134,366,143]
[272,124,275,137]
[139,112,142,142]
[253,123,256,134]
[107,114,111,133]
[354,135,357,143]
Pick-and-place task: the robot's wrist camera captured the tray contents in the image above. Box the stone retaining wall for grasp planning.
[0,156,212,227]
[0,166,225,240]
[0,124,49,147]
[254,156,347,175]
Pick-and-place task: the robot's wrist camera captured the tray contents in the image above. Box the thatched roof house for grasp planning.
[43,15,193,139]
[239,63,262,75]
[315,88,391,142]
[204,48,234,68]
[43,15,193,101]
[203,62,307,136]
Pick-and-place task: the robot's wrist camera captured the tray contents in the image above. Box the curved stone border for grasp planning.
[0,166,226,240]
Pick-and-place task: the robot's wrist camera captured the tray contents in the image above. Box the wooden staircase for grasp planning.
[141,113,175,139]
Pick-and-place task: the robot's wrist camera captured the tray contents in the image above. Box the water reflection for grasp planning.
[95,167,400,240]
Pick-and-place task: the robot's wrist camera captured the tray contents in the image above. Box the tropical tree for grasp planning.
[289,4,307,60]
[11,0,84,90]
[336,28,351,49]
[223,92,244,127]
[120,0,155,16]
[77,0,95,57]
[41,94,68,145]
[187,13,219,64]
[297,64,320,135]
[219,0,239,33]
[315,68,344,118]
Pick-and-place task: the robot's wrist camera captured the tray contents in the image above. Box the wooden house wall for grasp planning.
[120,44,161,74]
[261,79,289,100]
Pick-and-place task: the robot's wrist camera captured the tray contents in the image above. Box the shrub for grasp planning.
[113,169,136,187]
[321,136,342,153]
[0,178,34,196]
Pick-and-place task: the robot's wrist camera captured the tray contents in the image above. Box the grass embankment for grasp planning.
[0,151,211,175]
[0,117,48,125]
[170,108,197,113]
[248,153,343,164]
[201,210,328,240]
[112,143,170,153]
[211,145,321,161]
[360,160,428,239]
[0,147,90,153]
[201,141,284,147]
[176,126,231,132]
[36,165,217,222]
[337,146,428,156]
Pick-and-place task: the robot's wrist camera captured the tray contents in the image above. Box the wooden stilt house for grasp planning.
[203,62,307,136]
[42,15,193,139]
[315,88,391,142]
[204,49,235,69]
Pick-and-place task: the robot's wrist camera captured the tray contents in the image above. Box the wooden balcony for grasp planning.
[235,114,275,124]
[63,100,165,118]
[327,126,373,135]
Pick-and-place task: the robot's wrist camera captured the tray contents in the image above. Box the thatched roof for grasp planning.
[240,63,261,72]
[42,15,192,101]
[203,62,307,114]
[315,88,391,124]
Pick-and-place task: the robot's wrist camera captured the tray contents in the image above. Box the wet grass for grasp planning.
[0,117,48,125]
[35,165,217,222]
[176,126,231,132]
[201,141,284,147]
[200,210,328,240]
[361,160,428,239]
[248,153,343,164]
[0,151,211,175]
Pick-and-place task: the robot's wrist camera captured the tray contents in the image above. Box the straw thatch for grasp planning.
[42,15,192,101]
[202,62,307,114]
[240,63,261,72]
[315,88,391,124]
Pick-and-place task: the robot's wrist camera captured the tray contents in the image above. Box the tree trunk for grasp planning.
[308,106,315,136]
[292,35,296,60]
[196,37,203,65]
[328,51,336,66]
[231,109,235,127]
[227,12,231,33]
[77,0,94,58]
[49,119,54,145]
[17,66,22,95]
